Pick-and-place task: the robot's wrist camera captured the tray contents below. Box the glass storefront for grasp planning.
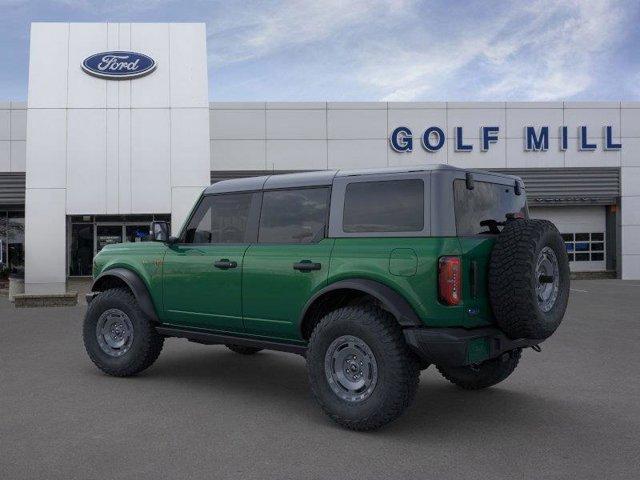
[68,214,170,276]
[0,210,25,278]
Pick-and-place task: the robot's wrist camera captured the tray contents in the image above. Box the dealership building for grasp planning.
[1,22,640,295]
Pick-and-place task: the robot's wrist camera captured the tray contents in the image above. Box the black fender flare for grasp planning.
[91,268,159,322]
[299,278,423,332]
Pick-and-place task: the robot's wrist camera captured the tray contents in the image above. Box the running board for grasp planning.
[155,326,307,356]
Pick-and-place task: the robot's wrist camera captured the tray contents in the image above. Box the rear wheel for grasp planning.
[83,288,164,377]
[437,349,521,390]
[225,344,263,355]
[307,303,419,431]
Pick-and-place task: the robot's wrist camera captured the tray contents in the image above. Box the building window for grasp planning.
[68,214,170,276]
[561,233,605,263]
[0,211,25,279]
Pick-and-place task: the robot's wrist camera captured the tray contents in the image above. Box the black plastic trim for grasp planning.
[299,278,423,331]
[403,326,541,367]
[156,326,307,355]
[91,268,159,322]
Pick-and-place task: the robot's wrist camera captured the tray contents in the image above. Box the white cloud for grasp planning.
[358,0,627,101]
[208,0,413,66]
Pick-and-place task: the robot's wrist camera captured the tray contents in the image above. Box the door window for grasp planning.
[259,188,330,244]
[183,193,256,244]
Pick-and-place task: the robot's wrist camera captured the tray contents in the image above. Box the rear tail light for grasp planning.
[438,256,461,306]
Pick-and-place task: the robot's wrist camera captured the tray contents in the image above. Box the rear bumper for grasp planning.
[403,326,541,367]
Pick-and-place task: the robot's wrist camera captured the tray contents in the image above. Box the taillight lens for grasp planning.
[438,256,461,305]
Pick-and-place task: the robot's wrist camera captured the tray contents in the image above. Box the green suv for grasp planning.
[83,165,570,430]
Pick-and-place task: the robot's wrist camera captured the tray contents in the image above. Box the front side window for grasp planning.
[454,179,528,235]
[343,179,424,233]
[259,188,330,243]
[183,193,255,244]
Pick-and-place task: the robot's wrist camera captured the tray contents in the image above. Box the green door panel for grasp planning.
[389,248,418,276]
[162,244,248,332]
[329,238,492,329]
[242,239,335,340]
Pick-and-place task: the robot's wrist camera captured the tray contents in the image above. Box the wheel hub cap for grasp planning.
[96,308,134,357]
[535,246,560,313]
[325,335,378,403]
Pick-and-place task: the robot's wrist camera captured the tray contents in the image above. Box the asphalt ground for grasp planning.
[1,279,639,479]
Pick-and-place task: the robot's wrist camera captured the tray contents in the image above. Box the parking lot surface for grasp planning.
[1,280,639,480]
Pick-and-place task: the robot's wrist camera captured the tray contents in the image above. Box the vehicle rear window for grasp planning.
[259,188,330,243]
[183,193,255,244]
[343,179,424,233]
[454,179,528,235]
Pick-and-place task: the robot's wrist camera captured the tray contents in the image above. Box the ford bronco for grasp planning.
[83,165,570,430]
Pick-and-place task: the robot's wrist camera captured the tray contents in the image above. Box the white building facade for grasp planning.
[1,22,639,293]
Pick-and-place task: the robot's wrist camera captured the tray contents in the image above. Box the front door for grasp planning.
[163,192,260,332]
[242,187,333,341]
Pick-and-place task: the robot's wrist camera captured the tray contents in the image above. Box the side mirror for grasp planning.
[150,221,170,242]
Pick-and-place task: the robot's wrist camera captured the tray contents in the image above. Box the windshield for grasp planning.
[453,179,528,235]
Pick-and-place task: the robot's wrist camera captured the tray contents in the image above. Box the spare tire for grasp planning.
[488,219,570,340]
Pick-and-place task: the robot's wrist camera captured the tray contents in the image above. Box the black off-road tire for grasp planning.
[307,304,420,431]
[83,288,164,377]
[437,349,522,390]
[489,219,570,340]
[225,344,263,355]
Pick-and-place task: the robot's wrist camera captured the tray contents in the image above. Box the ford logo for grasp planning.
[82,51,156,80]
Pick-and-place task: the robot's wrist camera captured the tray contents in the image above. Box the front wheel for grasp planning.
[83,288,164,377]
[307,304,419,431]
[436,349,522,390]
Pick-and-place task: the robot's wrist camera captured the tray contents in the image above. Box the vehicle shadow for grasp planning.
[115,343,603,439]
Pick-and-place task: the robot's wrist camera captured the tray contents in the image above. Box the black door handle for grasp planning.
[214,259,237,269]
[293,260,321,272]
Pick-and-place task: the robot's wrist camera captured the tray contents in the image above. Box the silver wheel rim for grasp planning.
[536,246,560,313]
[96,308,134,357]
[324,335,378,403]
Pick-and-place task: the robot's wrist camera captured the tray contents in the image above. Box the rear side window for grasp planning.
[454,179,528,235]
[259,188,330,243]
[183,193,256,244]
[343,179,424,233]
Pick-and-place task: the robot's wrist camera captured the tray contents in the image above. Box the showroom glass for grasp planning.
[454,180,528,235]
[343,179,424,233]
[183,193,254,244]
[259,188,330,243]
[0,211,25,276]
[68,214,170,276]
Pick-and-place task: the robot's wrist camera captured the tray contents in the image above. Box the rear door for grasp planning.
[162,192,260,332]
[242,187,333,341]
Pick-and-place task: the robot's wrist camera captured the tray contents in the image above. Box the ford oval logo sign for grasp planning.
[82,51,156,80]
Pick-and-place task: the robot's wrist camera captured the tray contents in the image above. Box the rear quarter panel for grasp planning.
[329,237,492,328]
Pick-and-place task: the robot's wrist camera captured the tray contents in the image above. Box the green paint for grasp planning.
[92,234,496,342]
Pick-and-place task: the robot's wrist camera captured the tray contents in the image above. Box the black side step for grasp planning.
[155,326,307,356]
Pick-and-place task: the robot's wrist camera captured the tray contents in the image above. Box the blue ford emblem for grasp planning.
[82,51,156,80]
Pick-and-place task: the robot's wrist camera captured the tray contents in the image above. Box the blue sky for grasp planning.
[1,0,639,101]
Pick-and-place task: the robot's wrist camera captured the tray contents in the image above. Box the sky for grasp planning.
[0,0,639,102]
